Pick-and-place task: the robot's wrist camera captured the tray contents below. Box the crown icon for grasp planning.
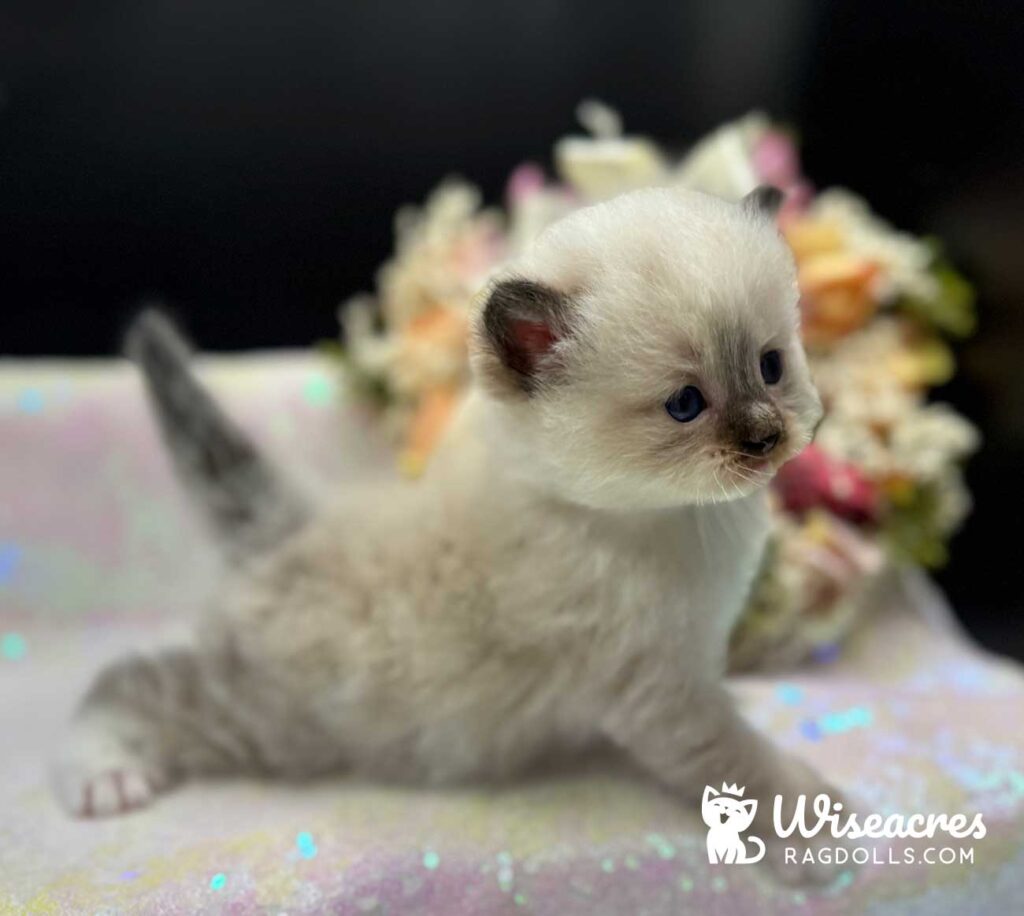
[721,782,745,796]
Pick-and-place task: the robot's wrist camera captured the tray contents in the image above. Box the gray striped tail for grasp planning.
[125,309,309,560]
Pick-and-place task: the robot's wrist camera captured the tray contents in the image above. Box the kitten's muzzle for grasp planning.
[729,400,785,458]
[738,431,780,457]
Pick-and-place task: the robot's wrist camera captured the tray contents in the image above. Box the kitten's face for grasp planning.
[702,787,757,831]
[472,187,823,510]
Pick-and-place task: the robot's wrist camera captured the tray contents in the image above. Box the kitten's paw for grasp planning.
[63,768,160,818]
[758,759,858,887]
[52,718,171,818]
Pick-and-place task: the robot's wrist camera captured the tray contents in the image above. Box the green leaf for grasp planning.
[898,261,977,339]
[880,482,951,569]
[320,340,393,409]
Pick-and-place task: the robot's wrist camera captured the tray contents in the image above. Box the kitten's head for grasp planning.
[702,784,757,831]
[471,186,823,510]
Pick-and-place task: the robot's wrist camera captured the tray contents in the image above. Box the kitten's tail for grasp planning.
[125,309,310,560]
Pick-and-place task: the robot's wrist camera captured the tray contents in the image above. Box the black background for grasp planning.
[3,2,1023,656]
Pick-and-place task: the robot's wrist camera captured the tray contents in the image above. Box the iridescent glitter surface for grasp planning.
[1,358,1023,914]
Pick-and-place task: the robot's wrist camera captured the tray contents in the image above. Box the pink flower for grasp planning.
[753,130,800,186]
[752,130,813,218]
[774,444,880,525]
[505,162,547,206]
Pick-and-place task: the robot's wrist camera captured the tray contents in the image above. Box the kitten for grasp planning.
[54,185,838,880]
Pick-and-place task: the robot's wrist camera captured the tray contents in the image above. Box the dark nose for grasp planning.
[739,432,780,457]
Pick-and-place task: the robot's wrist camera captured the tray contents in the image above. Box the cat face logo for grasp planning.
[702,783,766,864]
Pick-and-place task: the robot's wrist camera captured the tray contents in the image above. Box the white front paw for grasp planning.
[52,717,169,818]
[757,762,858,887]
[57,768,160,818]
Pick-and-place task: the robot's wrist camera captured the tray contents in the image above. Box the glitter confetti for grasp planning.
[0,544,22,585]
[16,388,44,414]
[645,833,677,859]
[1,633,26,661]
[833,869,855,891]
[296,831,318,859]
[777,683,805,705]
[422,849,440,870]
[820,705,873,734]
[209,873,227,891]
[800,719,823,741]
[800,705,873,739]
[303,375,334,407]
[496,852,514,892]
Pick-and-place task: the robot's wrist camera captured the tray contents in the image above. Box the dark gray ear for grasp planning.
[741,185,784,219]
[480,278,572,393]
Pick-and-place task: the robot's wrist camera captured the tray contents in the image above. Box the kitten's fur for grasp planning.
[54,186,838,879]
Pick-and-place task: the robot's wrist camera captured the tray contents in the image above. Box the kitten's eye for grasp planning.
[760,349,783,385]
[665,385,706,423]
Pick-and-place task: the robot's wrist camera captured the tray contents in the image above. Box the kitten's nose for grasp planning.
[739,432,780,457]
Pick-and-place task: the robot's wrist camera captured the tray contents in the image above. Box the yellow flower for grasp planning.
[889,337,955,389]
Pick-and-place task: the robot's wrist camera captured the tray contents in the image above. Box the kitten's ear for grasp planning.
[702,785,718,805]
[741,185,784,219]
[741,799,757,817]
[474,277,574,396]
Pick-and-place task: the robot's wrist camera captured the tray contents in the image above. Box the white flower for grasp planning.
[888,404,980,480]
[932,468,974,534]
[809,190,939,304]
[672,112,769,199]
[809,319,978,483]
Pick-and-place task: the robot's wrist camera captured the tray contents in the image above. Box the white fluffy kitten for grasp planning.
[54,185,837,879]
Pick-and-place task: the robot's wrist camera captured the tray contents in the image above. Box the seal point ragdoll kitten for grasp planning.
[54,185,839,880]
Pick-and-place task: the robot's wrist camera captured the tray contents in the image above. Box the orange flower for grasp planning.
[391,304,470,399]
[400,385,463,477]
[403,305,468,352]
[393,306,471,475]
[784,217,881,346]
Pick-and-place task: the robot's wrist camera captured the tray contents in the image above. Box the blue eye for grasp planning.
[760,349,783,385]
[665,385,706,422]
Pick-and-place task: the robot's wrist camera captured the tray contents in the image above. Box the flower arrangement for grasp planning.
[335,104,978,669]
